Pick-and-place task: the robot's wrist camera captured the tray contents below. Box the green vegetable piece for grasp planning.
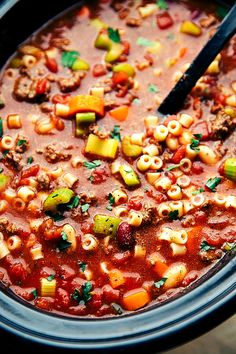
[205,177,221,192]
[93,214,121,236]
[43,188,75,211]
[121,136,142,158]
[72,58,90,71]
[76,112,96,125]
[113,63,135,77]
[108,27,121,43]
[223,158,236,182]
[200,240,215,251]
[119,164,140,187]
[61,51,80,68]
[157,0,168,10]
[75,125,88,137]
[0,117,3,138]
[0,174,10,192]
[10,57,23,68]
[110,125,121,142]
[154,277,168,289]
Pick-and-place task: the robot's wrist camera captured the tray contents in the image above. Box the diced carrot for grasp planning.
[179,47,188,58]
[109,269,125,289]
[187,226,202,254]
[122,288,150,311]
[109,105,129,122]
[153,259,169,277]
[69,95,104,116]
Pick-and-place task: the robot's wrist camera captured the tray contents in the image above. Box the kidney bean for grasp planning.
[116,222,135,250]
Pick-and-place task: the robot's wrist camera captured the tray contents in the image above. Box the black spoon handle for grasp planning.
[158,3,236,115]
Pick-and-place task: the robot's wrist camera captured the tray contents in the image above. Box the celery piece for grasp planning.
[121,136,142,158]
[72,58,90,71]
[0,174,10,192]
[93,214,121,236]
[10,57,23,68]
[224,158,236,182]
[105,43,124,63]
[85,134,118,159]
[43,188,75,211]
[76,112,96,125]
[113,63,135,77]
[120,165,140,187]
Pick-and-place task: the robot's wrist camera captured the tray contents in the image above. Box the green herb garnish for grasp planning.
[45,211,65,222]
[2,149,9,157]
[17,139,27,146]
[79,262,86,273]
[61,231,68,241]
[169,210,179,220]
[110,125,121,142]
[61,50,80,68]
[108,27,121,43]
[200,240,215,251]
[154,277,168,289]
[205,177,221,192]
[47,274,55,282]
[166,162,184,171]
[81,203,90,213]
[57,238,72,251]
[83,160,101,169]
[88,175,94,183]
[137,37,157,47]
[72,282,92,304]
[27,156,34,164]
[148,83,159,93]
[192,188,205,195]
[156,0,168,10]
[190,134,202,152]
[31,289,38,299]
[0,118,3,138]
[66,195,80,209]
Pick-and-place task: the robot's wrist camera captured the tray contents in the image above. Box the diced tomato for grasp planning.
[112,72,129,86]
[11,286,35,301]
[156,12,174,29]
[59,265,75,280]
[9,262,28,282]
[21,164,40,179]
[128,196,143,211]
[91,167,110,184]
[171,145,186,164]
[77,6,90,18]
[166,171,176,184]
[102,284,120,304]
[191,161,204,174]
[88,288,103,310]
[124,272,142,290]
[191,121,209,140]
[18,178,31,186]
[52,94,71,105]
[122,41,130,55]
[35,297,54,311]
[182,271,199,287]
[81,222,94,234]
[45,57,58,73]
[187,226,202,254]
[55,288,70,309]
[35,78,48,95]
[92,64,107,77]
[204,232,222,247]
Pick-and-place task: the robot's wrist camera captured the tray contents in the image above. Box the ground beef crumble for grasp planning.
[43,144,72,163]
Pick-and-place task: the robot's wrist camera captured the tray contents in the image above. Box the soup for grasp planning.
[0,0,235,317]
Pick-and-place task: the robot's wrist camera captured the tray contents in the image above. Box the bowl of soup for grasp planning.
[0,0,235,352]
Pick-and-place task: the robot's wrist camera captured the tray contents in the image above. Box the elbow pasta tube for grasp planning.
[169,201,184,217]
[159,227,174,242]
[170,243,187,256]
[7,114,22,129]
[12,197,26,212]
[163,262,187,290]
[146,172,161,185]
[179,113,194,128]
[114,206,129,218]
[165,136,179,151]
[183,200,194,214]
[179,158,192,173]
[22,54,37,68]
[137,155,152,172]
[144,115,158,128]
[30,244,44,260]
[61,172,78,187]
[83,268,93,281]
[179,131,194,145]
[35,117,54,134]
[62,224,77,252]
[49,167,63,179]
[154,177,172,192]
[143,144,159,156]
[1,135,14,150]
[191,194,205,207]
[100,261,110,274]
[171,230,188,245]
[71,157,83,168]
[225,195,236,209]
[130,133,145,146]
[167,185,182,200]
[111,160,121,174]
[112,189,128,205]
[153,125,168,142]
[7,235,22,251]
[0,233,10,259]
[167,120,182,136]
[176,175,191,188]
[213,194,227,207]
[185,143,198,160]
[17,186,35,203]
[4,188,17,203]
[134,245,146,258]
[128,211,143,227]
[198,145,219,165]
[0,200,8,214]
[82,234,99,251]
[158,203,171,218]
[150,156,163,170]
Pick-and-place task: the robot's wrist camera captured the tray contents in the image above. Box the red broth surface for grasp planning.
[0,0,235,317]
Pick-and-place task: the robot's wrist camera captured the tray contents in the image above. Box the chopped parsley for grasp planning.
[2,149,9,157]
[81,203,90,213]
[27,156,34,164]
[154,277,168,289]
[192,188,205,195]
[57,231,71,251]
[169,210,179,220]
[17,139,27,146]
[61,230,68,241]
[79,262,86,273]
[31,289,38,299]
[61,50,80,68]
[133,98,141,105]
[83,160,101,169]
[47,274,55,282]
[190,134,202,152]
[137,37,157,47]
[88,175,94,183]
[72,281,92,304]
[108,27,121,43]
[0,118,3,138]
[66,195,80,209]
[205,177,221,192]
[200,240,215,252]
[110,125,121,142]
[106,193,115,211]
[156,0,168,10]
[148,83,159,93]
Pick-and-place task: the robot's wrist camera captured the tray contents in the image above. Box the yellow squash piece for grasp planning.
[180,21,202,36]
[85,134,118,159]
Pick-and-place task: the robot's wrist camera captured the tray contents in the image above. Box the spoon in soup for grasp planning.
[158,2,236,115]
